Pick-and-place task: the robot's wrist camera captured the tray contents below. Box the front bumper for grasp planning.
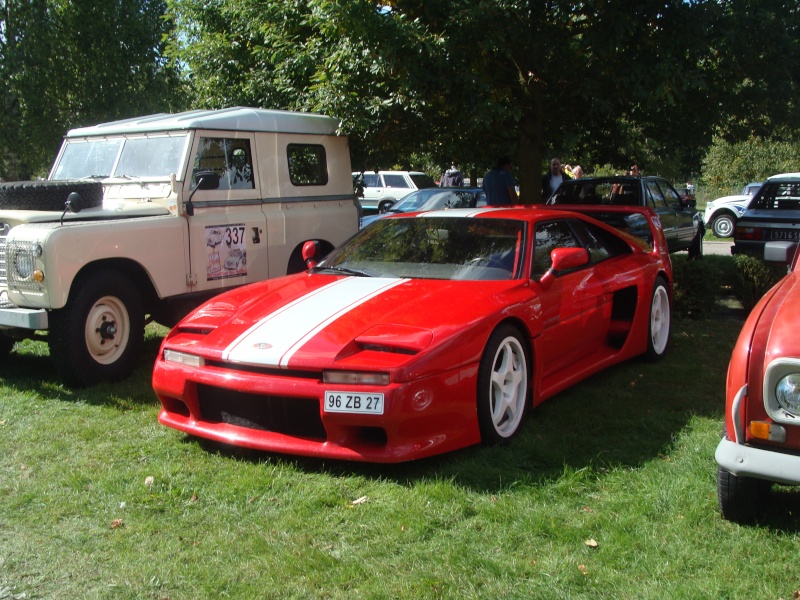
[716,436,800,485]
[0,297,48,330]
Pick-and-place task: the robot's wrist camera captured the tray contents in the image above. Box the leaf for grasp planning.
[584,538,599,549]
[352,495,368,505]
[110,519,124,529]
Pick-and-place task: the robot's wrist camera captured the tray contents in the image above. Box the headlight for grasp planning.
[323,370,390,386]
[163,349,205,367]
[776,373,800,414]
[12,243,41,279]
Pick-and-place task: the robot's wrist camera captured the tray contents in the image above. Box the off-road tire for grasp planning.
[49,269,144,387]
[0,180,103,211]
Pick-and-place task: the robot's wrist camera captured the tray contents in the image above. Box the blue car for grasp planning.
[360,187,487,229]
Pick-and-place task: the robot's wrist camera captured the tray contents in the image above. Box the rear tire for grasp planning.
[477,324,529,444]
[49,269,144,387]
[646,276,670,361]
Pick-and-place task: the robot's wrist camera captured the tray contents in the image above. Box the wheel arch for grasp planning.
[70,258,160,314]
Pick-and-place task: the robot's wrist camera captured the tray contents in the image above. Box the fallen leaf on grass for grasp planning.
[584,538,599,549]
[351,496,368,505]
[110,519,124,529]
[578,564,589,575]
[144,476,154,487]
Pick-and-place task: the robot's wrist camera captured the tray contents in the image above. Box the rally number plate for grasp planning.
[324,391,384,415]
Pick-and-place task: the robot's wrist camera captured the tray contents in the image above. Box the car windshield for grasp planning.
[317,216,525,280]
[749,181,800,210]
[51,134,189,180]
[390,189,479,212]
[549,179,641,206]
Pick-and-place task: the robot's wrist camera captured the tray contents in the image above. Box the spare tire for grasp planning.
[0,180,104,211]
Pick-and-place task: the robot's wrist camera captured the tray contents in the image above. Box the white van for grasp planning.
[0,107,359,385]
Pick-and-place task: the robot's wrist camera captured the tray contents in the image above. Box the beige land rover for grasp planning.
[0,107,359,386]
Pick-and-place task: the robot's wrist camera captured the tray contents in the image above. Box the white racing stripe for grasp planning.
[222,277,407,367]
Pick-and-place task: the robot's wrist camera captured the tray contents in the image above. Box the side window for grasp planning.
[645,181,667,209]
[383,174,410,189]
[532,220,580,278]
[287,144,328,186]
[657,180,682,206]
[572,220,631,262]
[192,137,254,191]
[363,173,380,188]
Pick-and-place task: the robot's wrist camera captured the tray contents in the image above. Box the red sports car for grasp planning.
[153,206,672,462]
[716,242,800,522]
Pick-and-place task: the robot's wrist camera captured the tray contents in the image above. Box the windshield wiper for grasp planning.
[313,265,383,277]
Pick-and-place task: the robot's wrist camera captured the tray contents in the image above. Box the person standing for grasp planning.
[482,157,518,206]
[630,164,640,176]
[440,163,464,187]
[541,157,565,201]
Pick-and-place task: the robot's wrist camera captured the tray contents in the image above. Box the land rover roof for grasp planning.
[64,107,341,138]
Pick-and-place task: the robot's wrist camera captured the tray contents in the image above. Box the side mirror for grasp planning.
[184,170,221,216]
[538,247,589,290]
[302,240,319,270]
[60,192,84,225]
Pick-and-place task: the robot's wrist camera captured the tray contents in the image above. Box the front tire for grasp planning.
[477,324,529,444]
[49,269,144,386]
[646,276,670,361]
[717,465,771,523]
[711,213,736,238]
[688,228,704,260]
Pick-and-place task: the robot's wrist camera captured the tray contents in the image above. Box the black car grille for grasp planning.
[197,384,326,440]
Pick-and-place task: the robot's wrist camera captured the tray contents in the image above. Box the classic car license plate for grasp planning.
[770,229,800,240]
[324,391,384,415]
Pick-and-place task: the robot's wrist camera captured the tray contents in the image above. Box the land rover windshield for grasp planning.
[50,134,189,181]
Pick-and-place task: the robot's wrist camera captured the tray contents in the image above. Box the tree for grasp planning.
[0,0,185,180]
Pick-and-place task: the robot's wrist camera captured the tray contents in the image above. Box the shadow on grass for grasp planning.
[185,315,742,495]
[0,324,166,408]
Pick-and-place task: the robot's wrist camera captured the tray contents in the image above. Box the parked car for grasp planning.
[0,107,359,386]
[354,170,437,213]
[359,187,486,228]
[547,176,705,257]
[716,244,800,522]
[732,173,800,262]
[154,205,672,463]
[704,181,762,238]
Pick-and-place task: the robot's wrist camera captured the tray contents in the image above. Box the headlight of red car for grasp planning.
[764,358,800,422]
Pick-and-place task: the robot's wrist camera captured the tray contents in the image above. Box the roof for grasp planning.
[766,173,800,181]
[65,107,342,138]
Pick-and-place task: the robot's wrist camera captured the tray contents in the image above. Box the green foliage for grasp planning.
[701,135,800,198]
[0,0,187,180]
[733,254,788,312]
[671,255,724,319]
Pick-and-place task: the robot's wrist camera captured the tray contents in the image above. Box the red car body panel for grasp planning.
[154,206,672,462]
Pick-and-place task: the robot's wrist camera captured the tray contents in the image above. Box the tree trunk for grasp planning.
[517,95,544,204]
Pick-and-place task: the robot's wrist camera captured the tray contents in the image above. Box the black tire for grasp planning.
[645,276,670,361]
[717,465,771,523]
[49,269,144,387]
[0,180,103,211]
[711,213,736,238]
[378,200,395,214]
[0,332,15,358]
[476,324,530,444]
[687,228,704,260]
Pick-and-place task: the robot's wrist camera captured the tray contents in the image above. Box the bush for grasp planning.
[733,255,788,312]
[672,255,722,319]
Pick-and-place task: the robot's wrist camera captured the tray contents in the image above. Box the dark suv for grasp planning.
[732,173,800,263]
[547,176,704,256]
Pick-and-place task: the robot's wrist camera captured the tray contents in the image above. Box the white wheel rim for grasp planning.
[489,336,527,437]
[715,217,733,237]
[650,286,670,355]
[84,295,131,365]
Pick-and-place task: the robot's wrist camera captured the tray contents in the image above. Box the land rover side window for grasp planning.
[287,144,328,186]
[192,138,255,190]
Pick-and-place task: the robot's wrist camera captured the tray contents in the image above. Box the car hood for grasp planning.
[759,271,800,364]
[710,194,750,207]
[166,273,526,372]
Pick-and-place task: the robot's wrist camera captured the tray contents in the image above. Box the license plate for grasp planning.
[324,391,384,415]
[770,229,800,240]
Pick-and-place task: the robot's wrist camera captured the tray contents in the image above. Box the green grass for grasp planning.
[2,285,799,598]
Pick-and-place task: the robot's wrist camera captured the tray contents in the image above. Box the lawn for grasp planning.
[1,262,799,599]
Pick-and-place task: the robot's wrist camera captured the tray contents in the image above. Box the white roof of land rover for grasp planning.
[65,107,341,137]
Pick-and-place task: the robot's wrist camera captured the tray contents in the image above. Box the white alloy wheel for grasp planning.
[648,281,670,359]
